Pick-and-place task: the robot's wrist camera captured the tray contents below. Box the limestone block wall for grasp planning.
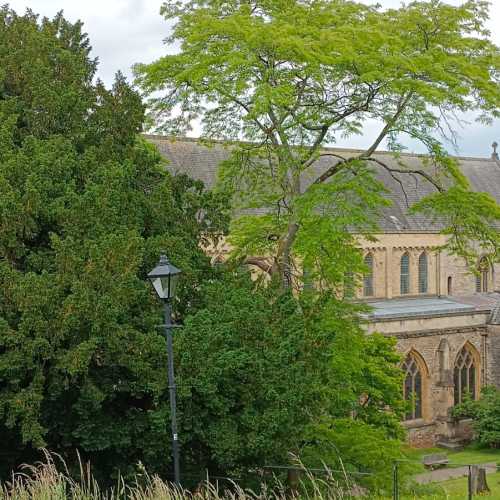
[207,231,500,299]
[439,252,474,296]
[485,325,500,388]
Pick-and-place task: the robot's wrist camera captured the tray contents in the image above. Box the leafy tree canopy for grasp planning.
[0,5,407,490]
[0,6,228,479]
[137,0,500,288]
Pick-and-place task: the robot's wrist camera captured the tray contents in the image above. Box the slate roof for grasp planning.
[146,134,500,233]
[365,295,499,321]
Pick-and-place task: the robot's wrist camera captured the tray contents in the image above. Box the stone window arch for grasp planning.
[476,256,490,293]
[418,252,428,294]
[400,252,410,295]
[402,350,428,421]
[454,343,480,405]
[363,253,374,297]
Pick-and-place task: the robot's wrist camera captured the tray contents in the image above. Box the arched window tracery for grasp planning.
[363,253,374,297]
[454,345,479,405]
[403,352,425,420]
[418,252,428,294]
[400,253,410,295]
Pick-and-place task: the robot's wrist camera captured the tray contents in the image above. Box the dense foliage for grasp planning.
[0,5,407,493]
[176,274,322,479]
[0,7,228,479]
[176,274,405,491]
[453,386,500,448]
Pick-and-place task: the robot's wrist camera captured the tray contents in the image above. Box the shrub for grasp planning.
[453,386,500,448]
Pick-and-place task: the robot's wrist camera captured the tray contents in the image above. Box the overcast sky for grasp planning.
[6,0,500,157]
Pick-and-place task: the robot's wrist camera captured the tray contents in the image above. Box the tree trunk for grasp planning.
[470,466,490,494]
[278,222,299,289]
[286,468,301,498]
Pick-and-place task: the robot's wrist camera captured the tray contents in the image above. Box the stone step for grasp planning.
[437,440,464,451]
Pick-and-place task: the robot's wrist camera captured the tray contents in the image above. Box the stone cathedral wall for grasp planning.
[371,320,500,447]
[357,233,500,300]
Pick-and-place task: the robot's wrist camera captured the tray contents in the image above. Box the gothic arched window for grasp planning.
[363,253,374,297]
[454,345,478,405]
[403,353,423,420]
[400,253,410,295]
[418,252,428,294]
[476,257,489,293]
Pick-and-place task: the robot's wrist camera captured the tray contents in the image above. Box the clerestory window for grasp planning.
[418,252,428,294]
[476,257,489,293]
[400,253,410,295]
[363,253,374,297]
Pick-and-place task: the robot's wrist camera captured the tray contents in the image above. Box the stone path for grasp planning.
[414,462,498,484]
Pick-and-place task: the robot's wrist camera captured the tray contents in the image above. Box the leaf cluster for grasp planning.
[453,386,500,448]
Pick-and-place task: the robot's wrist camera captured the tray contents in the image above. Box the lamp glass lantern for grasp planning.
[147,255,182,301]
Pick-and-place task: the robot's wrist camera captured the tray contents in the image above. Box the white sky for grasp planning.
[6,0,500,157]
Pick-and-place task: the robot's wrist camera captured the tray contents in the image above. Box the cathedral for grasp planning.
[146,134,500,448]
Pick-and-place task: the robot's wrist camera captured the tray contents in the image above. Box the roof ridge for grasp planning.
[143,133,495,162]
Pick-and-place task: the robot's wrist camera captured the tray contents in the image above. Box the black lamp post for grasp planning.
[148,254,182,485]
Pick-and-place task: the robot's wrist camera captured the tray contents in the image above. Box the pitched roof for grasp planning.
[145,134,500,233]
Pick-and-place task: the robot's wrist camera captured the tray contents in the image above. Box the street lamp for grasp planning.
[148,254,182,485]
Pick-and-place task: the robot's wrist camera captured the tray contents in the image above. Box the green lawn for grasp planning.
[394,445,500,499]
[403,444,500,468]
[399,471,500,499]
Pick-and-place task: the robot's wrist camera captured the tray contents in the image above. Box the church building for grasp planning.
[146,134,500,448]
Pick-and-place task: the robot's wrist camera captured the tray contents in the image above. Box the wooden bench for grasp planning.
[422,453,449,469]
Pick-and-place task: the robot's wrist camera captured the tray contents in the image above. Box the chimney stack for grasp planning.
[493,142,499,160]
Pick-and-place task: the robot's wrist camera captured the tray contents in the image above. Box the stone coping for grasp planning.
[364,296,496,321]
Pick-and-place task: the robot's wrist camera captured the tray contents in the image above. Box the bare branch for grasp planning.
[313,158,349,184]
[362,93,413,158]
[362,157,444,192]
[244,256,274,274]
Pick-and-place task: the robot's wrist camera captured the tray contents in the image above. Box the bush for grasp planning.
[301,419,405,495]
[453,386,500,448]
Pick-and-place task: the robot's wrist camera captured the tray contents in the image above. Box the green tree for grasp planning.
[176,271,405,490]
[176,272,322,479]
[297,295,405,493]
[301,418,405,493]
[453,386,500,448]
[136,0,500,289]
[0,7,228,480]
[134,0,500,486]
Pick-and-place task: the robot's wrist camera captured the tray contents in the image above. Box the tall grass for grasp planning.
[0,453,353,500]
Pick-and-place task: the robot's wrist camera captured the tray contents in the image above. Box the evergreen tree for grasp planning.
[0,7,227,479]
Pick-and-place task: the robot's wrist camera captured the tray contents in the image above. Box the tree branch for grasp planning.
[244,256,274,274]
[362,92,413,158]
[362,157,444,193]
